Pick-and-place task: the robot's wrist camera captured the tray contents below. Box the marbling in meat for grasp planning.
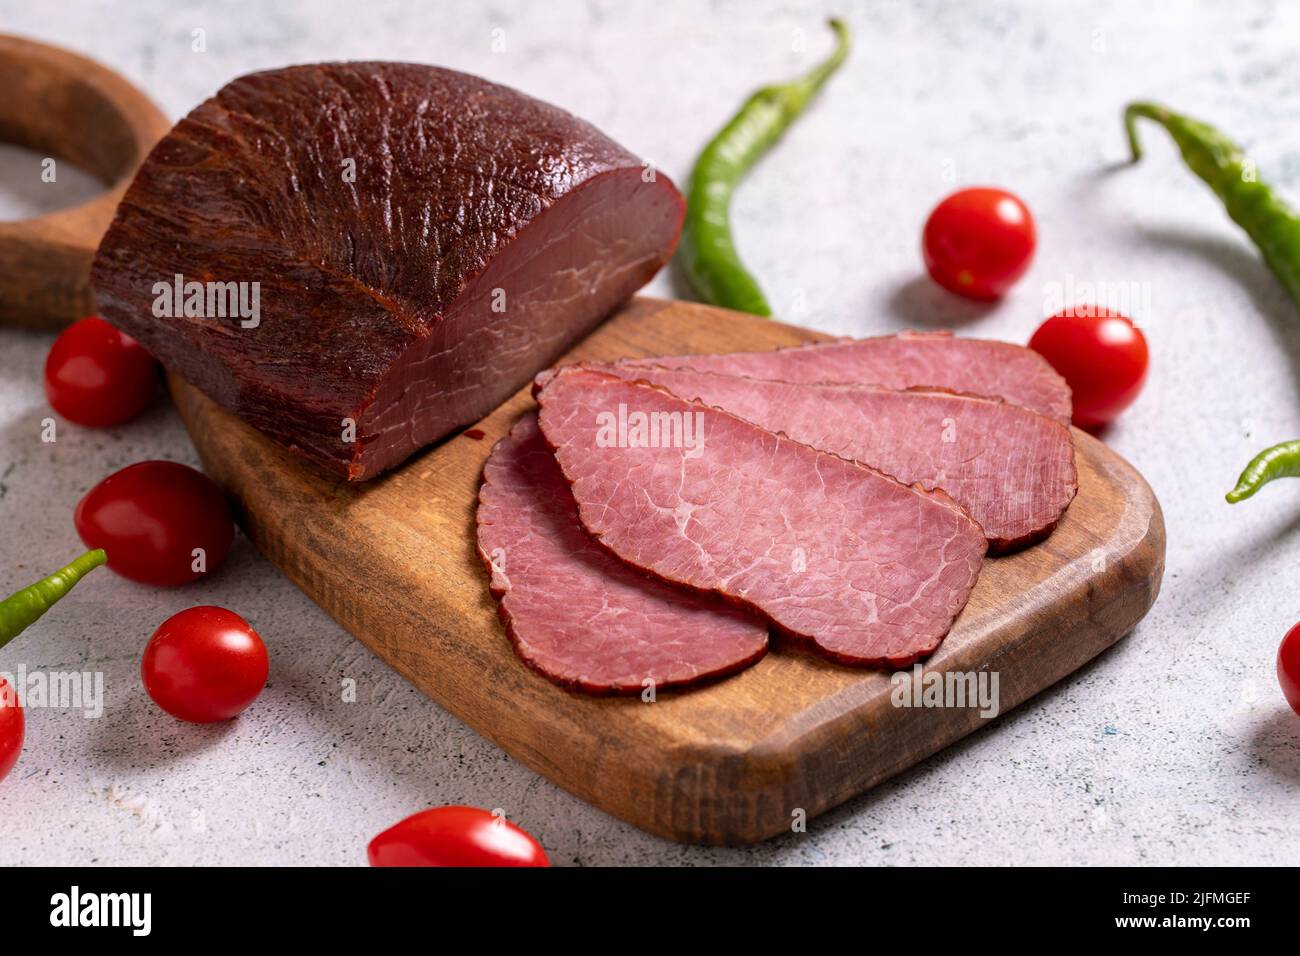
[476,413,768,693]
[583,365,1077,552]
[617,331,1072,423]
[535,368,987,667]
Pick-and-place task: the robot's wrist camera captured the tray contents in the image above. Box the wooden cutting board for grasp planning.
[170,296,1165,845]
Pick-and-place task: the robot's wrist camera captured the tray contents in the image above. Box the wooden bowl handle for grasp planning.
[0,34,172,330]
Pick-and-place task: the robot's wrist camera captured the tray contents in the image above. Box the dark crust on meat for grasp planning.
[92,61,683,481]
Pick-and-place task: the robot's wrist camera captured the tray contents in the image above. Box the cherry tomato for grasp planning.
[0,677,22,784]
[368,806,550,867]
[44,316,158,427]
[75,461,234,586]
[1029,308,1149,429]
[922,187,1036,300]
[142,606,268,723]
[1280,623,1300,717]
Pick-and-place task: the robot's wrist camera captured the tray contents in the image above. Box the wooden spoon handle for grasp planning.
[0,34,171,330]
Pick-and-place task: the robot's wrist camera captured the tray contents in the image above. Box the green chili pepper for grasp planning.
[1225,440,1300,503]
[1124,102,1300,304]
[679,18,851,317]
[0,549,106,650]
[1126,103,1300,503]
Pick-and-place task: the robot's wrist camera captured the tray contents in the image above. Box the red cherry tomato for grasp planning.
[0,677,22,784]
[1029,308,1149,429]
[44,316,158,427]
[922,187,1036,300]
[1280,623,1300,717]
[368,806,550,867]
[75,461,234,586]
[142,606,268,723]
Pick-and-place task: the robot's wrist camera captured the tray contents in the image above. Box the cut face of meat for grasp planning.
[620,331,1072,424]
[584,365,1077,552]
[476,414,768,694]
[91,62,684,480]
[535,368,987,667]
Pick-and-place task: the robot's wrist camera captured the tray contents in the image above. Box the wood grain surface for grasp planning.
[170,296,1166,845]
[0,34,171,329]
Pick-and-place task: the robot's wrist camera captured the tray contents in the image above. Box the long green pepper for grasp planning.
[679,18,851,317]
[1226,440,1300,503]
[0,549,106,649]
[1125,102,1300,502]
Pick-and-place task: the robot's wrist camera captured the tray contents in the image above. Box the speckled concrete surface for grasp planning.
[1,0,1298,866]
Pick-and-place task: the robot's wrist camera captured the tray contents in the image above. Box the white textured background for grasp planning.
[1,0,1298,865]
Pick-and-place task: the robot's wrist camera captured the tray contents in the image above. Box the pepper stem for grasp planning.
[794,18,852,102]
[1123,101,1170,163]
[0,549,107,650]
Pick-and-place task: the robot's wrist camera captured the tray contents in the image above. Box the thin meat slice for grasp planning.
[618,331,1072,424]
[476,413,767,694]
[535,369,987,667]
[585,365,1077,552]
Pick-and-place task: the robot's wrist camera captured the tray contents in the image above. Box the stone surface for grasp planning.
[1,0,1298,865]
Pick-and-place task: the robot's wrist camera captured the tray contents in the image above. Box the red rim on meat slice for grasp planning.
[597,332,1072,425]
[583,364,1078,553]
[476,413,768,694]
[535,369,987,668]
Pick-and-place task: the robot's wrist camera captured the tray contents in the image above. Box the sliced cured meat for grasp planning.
[535,368,987,667]
[476,413,767,694]
[584,365,1077,552]
[618,331,1072,424]
[92,63,684,480]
